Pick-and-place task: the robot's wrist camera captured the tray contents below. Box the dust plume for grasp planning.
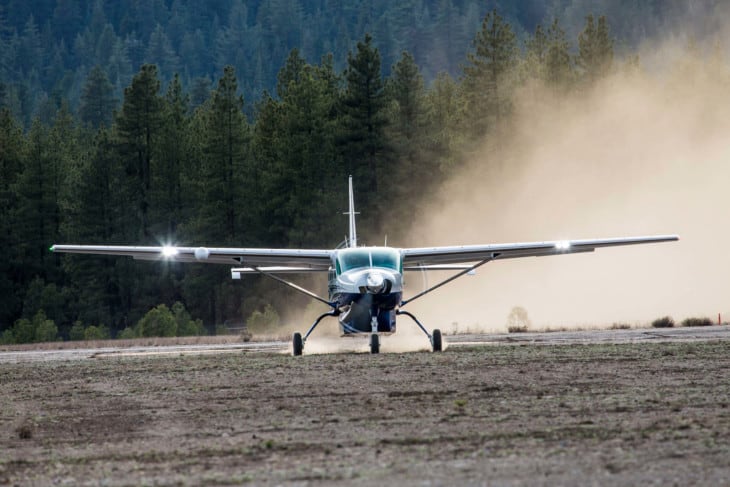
[302,324,436,355]
[402,43,730,332]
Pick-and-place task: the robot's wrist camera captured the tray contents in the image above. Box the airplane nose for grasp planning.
[365,272,393,294]
[366,272,385,293]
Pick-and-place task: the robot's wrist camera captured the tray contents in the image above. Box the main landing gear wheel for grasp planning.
[431,329,442,352]
[370,333,380,354]
[292,332,303,356]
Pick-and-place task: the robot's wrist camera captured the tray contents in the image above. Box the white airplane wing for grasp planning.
[50,245,333,269]
[401,235,679,266]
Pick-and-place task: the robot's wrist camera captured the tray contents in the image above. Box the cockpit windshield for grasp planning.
[371,248,400,271]
[336,248,401,274]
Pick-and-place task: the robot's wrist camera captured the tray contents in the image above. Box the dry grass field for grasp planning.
[2,340,730,485]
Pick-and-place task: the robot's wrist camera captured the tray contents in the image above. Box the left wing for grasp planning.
[50,245,333,269]
[401,235,679,266]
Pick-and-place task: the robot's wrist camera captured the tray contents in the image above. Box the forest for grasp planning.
[0,0,721,343]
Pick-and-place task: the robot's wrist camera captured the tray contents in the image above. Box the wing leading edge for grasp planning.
[50,245,333,269]
[401,235,679,266]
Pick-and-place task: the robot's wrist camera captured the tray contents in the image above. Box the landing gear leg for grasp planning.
[370,315,380,354]
[396,310,443,352]
[292,310,338,356]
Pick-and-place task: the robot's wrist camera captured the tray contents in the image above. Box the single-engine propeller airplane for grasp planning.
[52,176,678,355]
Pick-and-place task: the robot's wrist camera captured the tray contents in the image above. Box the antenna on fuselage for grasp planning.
[343,175,359,248]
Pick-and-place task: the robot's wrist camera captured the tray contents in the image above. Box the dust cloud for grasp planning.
[401,44,730,332]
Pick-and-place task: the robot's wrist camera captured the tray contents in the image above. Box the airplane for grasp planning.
[51,176,679,355]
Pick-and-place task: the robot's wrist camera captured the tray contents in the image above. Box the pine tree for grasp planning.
[0,109,25,329]
[152,74,189,238]
[116,64,164,240]
[385,50,435,233]
[545,18,572,89]
[340,33,388,220]
[79,65,116,129]
[462,9,517,137]
[424,72,463,174]
[277,56,341,247]
[62,128,121,329]
[200,65,249,243]
[578,14,614,83]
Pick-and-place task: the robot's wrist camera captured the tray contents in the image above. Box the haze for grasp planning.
[402,46,730,331]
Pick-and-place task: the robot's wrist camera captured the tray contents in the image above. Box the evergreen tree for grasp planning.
[386,50,433,224]
[276,55,342,247]
[79,65,116,129]
[145,24,181,83]
[116,64,164,240]
[0,109,25,329]
[340,33,388,222]
[199,65,249,243]
[578,14,614,83]
[462,9,517,137]
[424,71,464,175]
[152,74,189,240]
[545,18,572,89]
[62,128,122,329]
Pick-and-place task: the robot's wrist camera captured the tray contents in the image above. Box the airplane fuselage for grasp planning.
[329,247,403,335]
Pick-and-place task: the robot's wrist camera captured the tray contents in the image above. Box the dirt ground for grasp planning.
[2,340,729,486]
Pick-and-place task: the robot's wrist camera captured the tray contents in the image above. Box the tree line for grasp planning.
[0,0,710,129]
[0,10,619,343]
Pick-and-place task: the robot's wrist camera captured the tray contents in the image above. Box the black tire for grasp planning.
[370,333,380,354]
[292,332,303,356]
[431,329,442,352]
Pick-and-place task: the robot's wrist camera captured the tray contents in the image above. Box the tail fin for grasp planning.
[346,175,358,248]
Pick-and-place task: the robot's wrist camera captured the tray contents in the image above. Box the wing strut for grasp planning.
[250,267,337,309]
[399,257,494,308]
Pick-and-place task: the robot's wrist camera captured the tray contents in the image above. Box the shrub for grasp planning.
[118,327,137,339]
[651,316,675,328]
[610,323,631,330]
[84,325,110,340]
[136,304,177,337]
[172,302,205,336]
[246,304,281,334]
[681,317,713,327]
[34,313,59,342]
[506,306,531,333]
[69,321,85,341]
[0,329,15,345]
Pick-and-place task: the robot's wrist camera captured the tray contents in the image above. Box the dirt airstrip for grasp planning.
[2,338,730,486]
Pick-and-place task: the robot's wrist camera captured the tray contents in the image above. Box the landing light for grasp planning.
[555,240,571,250]
[161,246,178,258]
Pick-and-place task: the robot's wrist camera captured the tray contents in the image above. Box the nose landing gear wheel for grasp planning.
[370,333,380,354]
[431,329,442,352]
[292,332,303,356]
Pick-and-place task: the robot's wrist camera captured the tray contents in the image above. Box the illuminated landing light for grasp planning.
[555,240,571,250]
[161,246,179,258]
